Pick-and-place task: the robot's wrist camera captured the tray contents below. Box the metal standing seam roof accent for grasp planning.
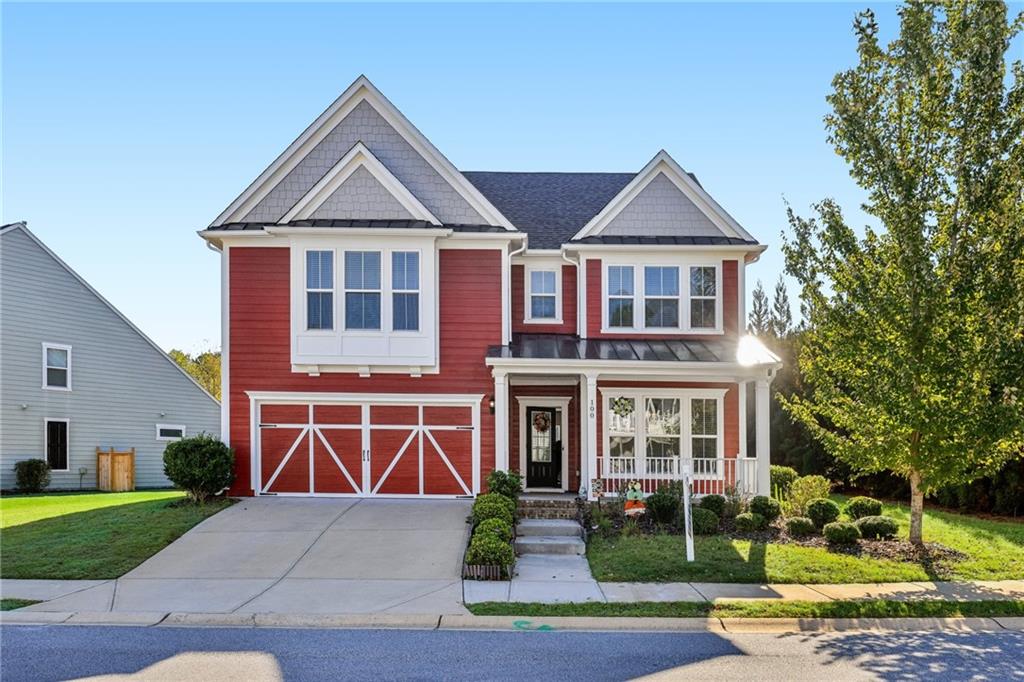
[486,334,736,363]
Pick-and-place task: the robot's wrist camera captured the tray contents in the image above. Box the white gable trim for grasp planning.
[572,151,756,242]
[280,142,441,224]
[212,76,515,230]
[0,223,220,406]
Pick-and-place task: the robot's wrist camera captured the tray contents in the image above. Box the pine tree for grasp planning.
[771,276,793,338]
[747,280,772,336]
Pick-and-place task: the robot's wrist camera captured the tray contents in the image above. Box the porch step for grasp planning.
[514,535,586,556]
[516,497,579,521]
[516,519,583,538]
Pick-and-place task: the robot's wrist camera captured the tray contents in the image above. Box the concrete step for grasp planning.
[517,519,582,538]
[515,535,586,556]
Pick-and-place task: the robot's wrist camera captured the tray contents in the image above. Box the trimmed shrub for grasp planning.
[785,516,816,537]
[486,470,523,500]
[807,498,841,528]
[734,512,766,532]
[770,465,799,497]
[645,490,680,525]
[823,521,861,545]
[787,475,832,516]
[844,496,883,520]
[856,515,899,540]
[691,507,720,535]
[475,517,513,542]
[749,495,782,522]
[162,434,235,503]
[472,494,514,526]
[466,533,514,566]
[14,459,50,493]
[699,494,726,517]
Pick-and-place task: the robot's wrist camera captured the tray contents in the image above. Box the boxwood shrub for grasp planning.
[807,498,841,528]
[856,515,899,540]
[14,459,50,493]
[486,470,523,500]
[823,521,861,545]
[734,511,766,532]
[472,494,514,526]
[475,517,513,542]
[844,496,883,520]
[698,494,726,517]
[691,507,720,535]
[646,490,680,525]
[785,516,816,537]
[749,495,782,522]
[466,533,514,566]
[770,465,799,496]
[163,434,235,503]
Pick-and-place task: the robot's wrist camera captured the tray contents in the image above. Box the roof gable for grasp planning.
[281,142,439,223]
[572,151,756,242]
[212,76,514,229]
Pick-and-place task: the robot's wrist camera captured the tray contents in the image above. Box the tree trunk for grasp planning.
[908,468,924,545]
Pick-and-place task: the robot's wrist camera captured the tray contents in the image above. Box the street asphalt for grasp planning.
[2,625,1023,681]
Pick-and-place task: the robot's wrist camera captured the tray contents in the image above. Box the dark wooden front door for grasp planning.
[526,407,561,488]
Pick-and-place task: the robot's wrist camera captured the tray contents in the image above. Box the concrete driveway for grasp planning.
[24,498,472,615]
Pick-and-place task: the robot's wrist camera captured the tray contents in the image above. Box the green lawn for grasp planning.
[587,495,1024,584]
[0,491,231,579]
[468,599,1024,619]
[1,599,39,611]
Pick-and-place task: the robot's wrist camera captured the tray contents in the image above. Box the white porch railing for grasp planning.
[596,456,758,497]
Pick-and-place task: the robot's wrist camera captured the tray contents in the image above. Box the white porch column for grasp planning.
[493,370,509,472]
[585,373,599,501]
[755,378,771,495]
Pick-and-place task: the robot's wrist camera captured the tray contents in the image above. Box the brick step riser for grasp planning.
[518,511,579,520]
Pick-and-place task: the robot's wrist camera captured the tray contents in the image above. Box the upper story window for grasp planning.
[603,262,721,333]
[344,251,382,330]
[607,266,635,328]
[689,266,717,329]
[526,268,560,322]
[306,250,334,330]
[43,343,71,390]
[392,251,420,332]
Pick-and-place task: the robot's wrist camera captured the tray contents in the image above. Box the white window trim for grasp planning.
[304,249,336,333]
[601,388,726,480]
[44,417,70,472]
[524,266,562,324]
[390,250,422,333]
[42,343,72,391]
[156,424,187,442]
[601,260,723,335]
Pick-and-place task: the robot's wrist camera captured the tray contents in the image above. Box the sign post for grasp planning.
[682,464,694,562]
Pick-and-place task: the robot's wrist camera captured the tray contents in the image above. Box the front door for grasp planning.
[526,407,561,489]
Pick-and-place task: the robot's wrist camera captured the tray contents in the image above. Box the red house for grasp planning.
[200,76,780,500]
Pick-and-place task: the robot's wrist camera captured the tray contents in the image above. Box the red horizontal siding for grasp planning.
[227,247,500,495]
[511,264,577,335]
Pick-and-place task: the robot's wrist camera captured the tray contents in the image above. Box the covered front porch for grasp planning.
[486,334,781,500]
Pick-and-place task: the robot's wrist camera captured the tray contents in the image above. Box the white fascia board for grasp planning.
[3,224,220,406]
[211,76,515,230]
[264,227,452,239]
[571,150,757,242]
[246,391,484,406]
[280,142,441,224]
[565,243,768,256]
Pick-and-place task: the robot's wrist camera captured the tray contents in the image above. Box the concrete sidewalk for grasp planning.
[462,579,1024,604]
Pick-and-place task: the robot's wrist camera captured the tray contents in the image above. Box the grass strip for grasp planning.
[468,599,1024,619]
[1,599,40,611]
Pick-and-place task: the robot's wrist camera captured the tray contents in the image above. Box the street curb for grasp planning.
[438,614,725,632]
[718,617,1004,633]
[64,611,167,626]
[253,613,442,629]
[161,613,256,627]
[0,611,73,625]
[993,617,1024,631]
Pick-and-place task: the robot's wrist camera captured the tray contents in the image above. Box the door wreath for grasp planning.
[532,411,551,433]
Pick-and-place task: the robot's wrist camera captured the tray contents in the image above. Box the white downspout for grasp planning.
[561,249,582,337]
[505,238,527,346]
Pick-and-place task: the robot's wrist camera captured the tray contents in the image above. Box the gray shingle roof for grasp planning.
[487,333,738,363]
[462,172,635,249]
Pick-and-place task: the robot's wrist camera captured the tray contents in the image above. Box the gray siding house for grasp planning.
[0,222,220,490]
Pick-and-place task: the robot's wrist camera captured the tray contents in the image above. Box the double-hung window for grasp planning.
[691,397,719,474]
[689,266,717,329]
[528,269,558,321]
[391,251,419,331]
[606,398,637,475]
[644,398,681,475]
[344,251,382,330]
[306,251,334,330]
[644,267,680,328]
[43,344,71,390]
[607,266,635,328]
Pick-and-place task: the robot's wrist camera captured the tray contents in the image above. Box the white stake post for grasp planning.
[682,463,694,562]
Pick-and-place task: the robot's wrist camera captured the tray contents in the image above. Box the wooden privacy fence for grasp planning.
[96,447,135,492]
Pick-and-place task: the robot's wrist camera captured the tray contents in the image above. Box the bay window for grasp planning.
[306,250,334,330]
[344,251,382,330]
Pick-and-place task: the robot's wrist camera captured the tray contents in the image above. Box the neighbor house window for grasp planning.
[156,424,186,442]
[306,250,334,330]
[391,251,419,331]
[43,344,71,390]
[345,251,381,330]
[689,266,717,329]
[644,266,680,328]
[607,266,634,328]
[527,269,558,321]
[691,397,719,474]
[45,419,69,471]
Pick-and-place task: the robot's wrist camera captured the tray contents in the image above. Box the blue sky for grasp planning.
[2,2,974,351]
